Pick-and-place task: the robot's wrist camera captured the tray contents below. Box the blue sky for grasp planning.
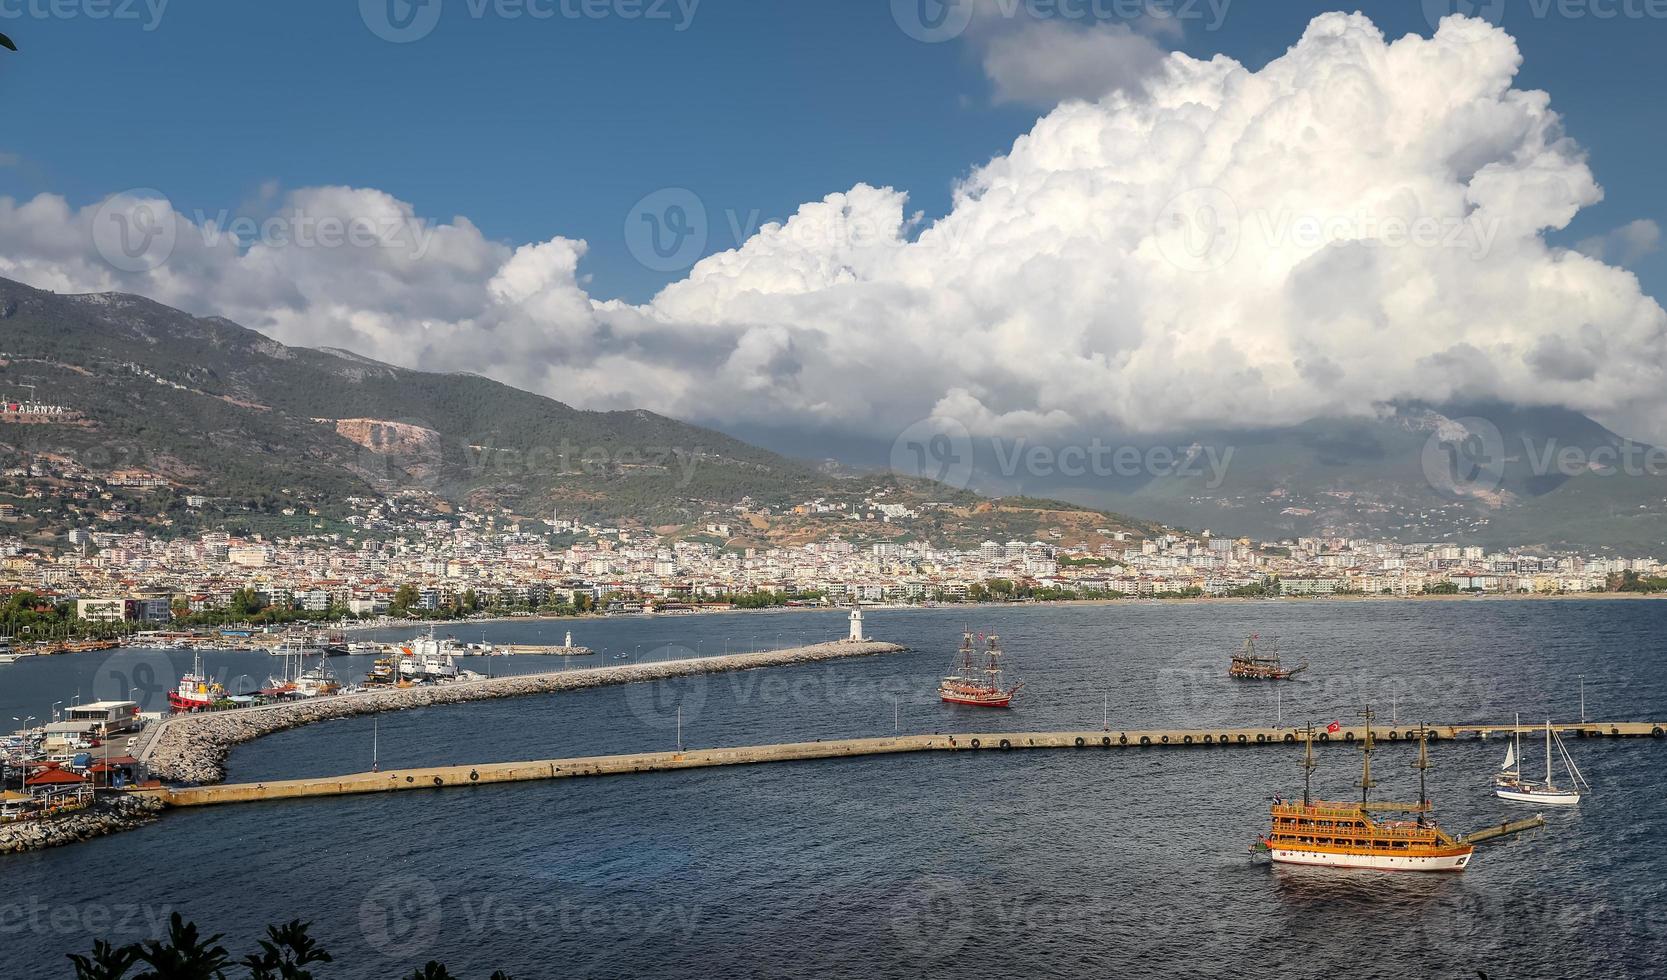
[2,0,1663,304]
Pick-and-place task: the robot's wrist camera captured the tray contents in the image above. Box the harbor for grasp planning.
[4,600,1664,978]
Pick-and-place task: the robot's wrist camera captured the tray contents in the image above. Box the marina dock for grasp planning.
[141,720,1667,809]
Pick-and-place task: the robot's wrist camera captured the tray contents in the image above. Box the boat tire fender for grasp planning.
[1140,736,1151,746]
[1236,734,1248,744]
[970,738,981,750]
[1344,732,1355,743]
[1653,726,1664,738]
[1182,735,1193,745]
[1318,733,1330,742]
[469,770,480,782]
[432,776,444,787]
[1255,734,1266,743]
[999,739,1011,751]
[1116,735,1126,746]
[1075,737,1086,748]
[1282,733,1295,743]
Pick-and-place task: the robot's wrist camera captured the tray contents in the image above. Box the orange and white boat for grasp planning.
[1257,712,1474,873]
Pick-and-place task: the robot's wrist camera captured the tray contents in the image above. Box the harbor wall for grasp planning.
[152,721,1667,808]
[139,640,906,785]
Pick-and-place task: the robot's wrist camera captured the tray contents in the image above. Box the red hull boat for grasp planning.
[938,631,1022,708]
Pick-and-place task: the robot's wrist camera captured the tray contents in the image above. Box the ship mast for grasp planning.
[1302,722,1317,807]
[1357,705,1377,804]
[1412,723,1431,812]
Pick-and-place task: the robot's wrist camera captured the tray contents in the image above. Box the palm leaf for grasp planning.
[0,32,16,52]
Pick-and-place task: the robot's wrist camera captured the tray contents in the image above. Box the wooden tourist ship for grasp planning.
[1256,709,1474,872]
[938,631,1023,708]
[1229,634,1308,680]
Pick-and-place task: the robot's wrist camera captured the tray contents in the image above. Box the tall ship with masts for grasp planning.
[1494,715,1590,806]
[1256,708,1475,872]
[938,631,1023,708]
[1229,634,1307,680]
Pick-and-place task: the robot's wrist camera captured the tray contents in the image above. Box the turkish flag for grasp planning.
[1326,721,1342,733]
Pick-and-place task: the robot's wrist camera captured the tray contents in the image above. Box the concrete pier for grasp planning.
[143,720,1667,809]
[137,639,906,784]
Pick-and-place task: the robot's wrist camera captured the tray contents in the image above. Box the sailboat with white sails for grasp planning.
[1493,715,1590,806]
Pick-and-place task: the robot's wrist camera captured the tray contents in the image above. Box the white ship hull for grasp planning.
[1494,786,1580,806]
[1269,847,1472,872]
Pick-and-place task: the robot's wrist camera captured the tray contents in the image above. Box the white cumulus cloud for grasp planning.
[2,11,1665,447]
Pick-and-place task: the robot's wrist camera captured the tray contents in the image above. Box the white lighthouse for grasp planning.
[848,603,865,642]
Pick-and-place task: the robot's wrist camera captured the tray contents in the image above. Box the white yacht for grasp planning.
[0,637,32,665]
[1494,716,1590,806]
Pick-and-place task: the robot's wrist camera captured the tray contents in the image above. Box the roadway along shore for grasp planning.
[139,640,906,785]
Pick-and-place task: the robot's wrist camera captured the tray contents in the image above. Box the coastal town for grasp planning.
[0,494,1660,634]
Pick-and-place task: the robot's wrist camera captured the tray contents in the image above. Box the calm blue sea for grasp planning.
[3,599,1665,979]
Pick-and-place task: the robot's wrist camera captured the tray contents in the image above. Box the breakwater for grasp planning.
[0,795,164,855]
[140,640,905,784]
[145,719,1667,809]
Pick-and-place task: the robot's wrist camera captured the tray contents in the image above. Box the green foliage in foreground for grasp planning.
[70,914,508,980]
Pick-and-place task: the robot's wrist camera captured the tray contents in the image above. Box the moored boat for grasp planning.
[168,650,228,713]
[1257,710,1474,873]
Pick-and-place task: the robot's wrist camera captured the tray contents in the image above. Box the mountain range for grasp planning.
[974,406,1667,553]
[2,274,1660,553]
[0,276,1158,548]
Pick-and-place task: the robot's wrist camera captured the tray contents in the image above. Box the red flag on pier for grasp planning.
[1326,720,1342,734]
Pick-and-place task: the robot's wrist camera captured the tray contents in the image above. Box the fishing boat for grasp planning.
[1494,717,1589,806]
[0,638,33,665]
[1229,634,1307,680]
[938,632,1023,708]
[291,657,343,698]
[1255,709,1474,872]
[168,650,228,713]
